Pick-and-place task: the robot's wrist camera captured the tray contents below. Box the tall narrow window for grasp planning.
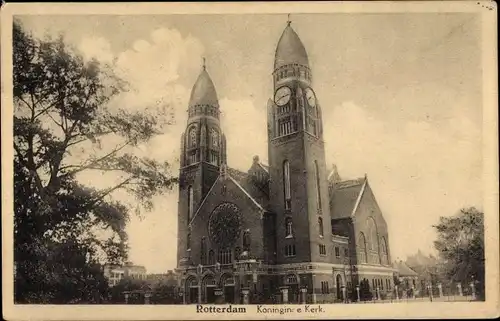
[200,237,207,264]
[189,127,197,147]
[210,151,219,165]
[285,217,293,238]
[380,237,388,265]
[358,233,367,264]
[285,244,296,257]
[187,232,191,251]
[243,230,251,252]
[210,128,219,147]
[208,250,215,265]
[283,160,291,210]
[187,186,194,221]
[218,249,232,264]
[318,217,324,237]
[314,160,322,210]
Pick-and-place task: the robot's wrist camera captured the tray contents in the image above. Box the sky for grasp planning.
[17,13,483,273]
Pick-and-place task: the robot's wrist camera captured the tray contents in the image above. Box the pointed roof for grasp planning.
[330,176,367,219]
[274,22,309,70]
[188,166,270,226]
[394,260,419,277]
[189,66,219,108]
[328,164,342,183]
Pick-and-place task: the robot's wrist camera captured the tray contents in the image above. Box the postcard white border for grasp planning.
[1,1,498,320]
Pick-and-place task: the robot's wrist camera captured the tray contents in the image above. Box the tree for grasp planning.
[151,280,180,304]
[13,20,176,303]
[108,278,149,304]
[433,207,485,300]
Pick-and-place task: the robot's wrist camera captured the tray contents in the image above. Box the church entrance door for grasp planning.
[189,286,198,304]
[289,284,299,303]
[206,286,216,303]
[336,275,343,300]
[285,274,299,304]
[202,275,216,304]
[224,285,235,303]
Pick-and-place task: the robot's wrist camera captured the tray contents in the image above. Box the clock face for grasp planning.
[305,88,316,107]
[274,86,292,106]
[208,203,242,249]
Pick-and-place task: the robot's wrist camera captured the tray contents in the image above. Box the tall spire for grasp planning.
[287,13,291,26]
[274,19,309,70]
[188,58,219,109]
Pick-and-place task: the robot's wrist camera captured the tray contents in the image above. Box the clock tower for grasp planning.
[267,21,332,264]
[177,61,227,266]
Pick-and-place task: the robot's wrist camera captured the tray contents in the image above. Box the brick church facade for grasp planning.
[175,21,395,304]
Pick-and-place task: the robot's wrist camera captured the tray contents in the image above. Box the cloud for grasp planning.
[78,37,114,64]
[69,27,205,272]
[220,98,268,170]
[325,101,482,259]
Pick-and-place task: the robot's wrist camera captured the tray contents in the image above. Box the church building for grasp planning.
[175,20,395,304]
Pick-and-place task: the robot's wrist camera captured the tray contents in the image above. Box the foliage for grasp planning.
[433,207,485,299]
[151,280,180,304]
[108,278,149,304]
[13,20,177,303]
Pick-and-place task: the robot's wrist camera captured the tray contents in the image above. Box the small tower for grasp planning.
[177,59,227,266]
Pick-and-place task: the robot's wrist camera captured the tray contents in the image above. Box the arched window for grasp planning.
[200,237,207,264]
[285,217,293,237]
[366,217,379,263]
[366,217,378,251]
[210,128,219,147]
[243,230,251,252]
[189,127,197,147]
[283,160,291,210]
[187,186,194,221]
[318,217,324,237]
[358,232,367,263]
[314,160,322,210]
[286,274,298,285]
[380,237,388,265]
[234,247,241,261]
[208,250,215,265]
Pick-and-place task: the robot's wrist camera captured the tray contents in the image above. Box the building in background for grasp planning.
[175,19,395,305]
[103,262,147,287]
[147,270,181,287]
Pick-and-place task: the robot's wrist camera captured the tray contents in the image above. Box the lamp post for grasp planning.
[457,283,463,296]
[343,256,349,303]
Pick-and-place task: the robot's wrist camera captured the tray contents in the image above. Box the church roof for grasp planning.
[330,177,367,219]
[274,22,309,70]
[394,260,419,277]
[227,167,269,210]
[189,67,219,108]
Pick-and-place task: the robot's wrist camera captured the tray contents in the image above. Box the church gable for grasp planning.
[329,177,365,219]
[354,180,388,230]
[351,179,391,266]
[228,165,270,210]
[187,170,269,264]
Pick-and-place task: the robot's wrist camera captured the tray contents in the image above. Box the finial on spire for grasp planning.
[202,57,206,70]
[287,13,291,25]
